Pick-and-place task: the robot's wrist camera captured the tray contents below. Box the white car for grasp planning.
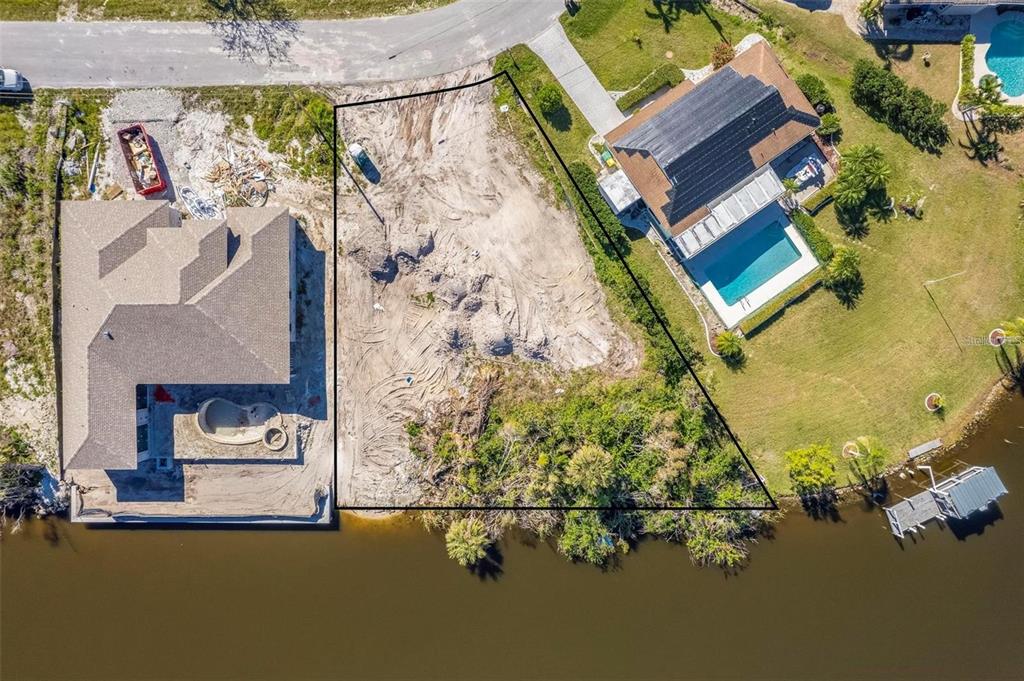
[0,68,24,92]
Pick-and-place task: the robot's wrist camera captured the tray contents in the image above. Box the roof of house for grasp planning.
[606,41,819,237]
[60,201,293,471]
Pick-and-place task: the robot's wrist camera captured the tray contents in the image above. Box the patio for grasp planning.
[770,138,836,204]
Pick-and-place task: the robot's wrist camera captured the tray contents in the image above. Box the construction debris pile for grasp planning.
[204,149,276,208]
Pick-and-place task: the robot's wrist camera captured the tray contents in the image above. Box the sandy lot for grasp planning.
[334,66,638,507]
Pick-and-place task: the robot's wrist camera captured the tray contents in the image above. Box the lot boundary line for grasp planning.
[326,72,778,512]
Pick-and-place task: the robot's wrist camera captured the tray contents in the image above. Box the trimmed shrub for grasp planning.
[791,211,834,264]
[802,182,836,215]
[959,34,977,105]
[616,63,684,112]
[795,73,833,112]
[817,112,842,139]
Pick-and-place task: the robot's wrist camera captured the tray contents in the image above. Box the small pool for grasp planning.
[986,20,1024,98]
[705,220,800,306]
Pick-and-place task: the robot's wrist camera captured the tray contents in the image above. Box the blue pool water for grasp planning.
[705,221,800,306]
[986,20,1024,98]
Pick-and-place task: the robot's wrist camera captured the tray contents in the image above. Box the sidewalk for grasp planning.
[528,23,625,135]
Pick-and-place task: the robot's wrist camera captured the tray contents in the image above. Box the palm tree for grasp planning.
[781,177,800,211]
[1002,317,1024,341]
[445,517,490,567]
[714,331,744,367]
[825,246,861,285]
[977,74,1005,105]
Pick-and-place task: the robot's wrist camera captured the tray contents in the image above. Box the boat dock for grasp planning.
[884,465,1008,538]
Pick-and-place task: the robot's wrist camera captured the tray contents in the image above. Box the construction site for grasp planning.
[334,65,640,508]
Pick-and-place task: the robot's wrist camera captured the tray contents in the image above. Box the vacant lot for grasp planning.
[334,66,636,506]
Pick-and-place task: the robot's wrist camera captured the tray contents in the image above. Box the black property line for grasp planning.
[328,73,777,512]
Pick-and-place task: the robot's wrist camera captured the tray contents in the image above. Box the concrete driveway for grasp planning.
[528,23,625,135]
[0,0,564,88]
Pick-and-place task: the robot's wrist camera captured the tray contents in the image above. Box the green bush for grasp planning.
[536,83,565,116]
[834,144,891,208]
[795,73,833,112]
[959,34,977,105]
[616,63,684,112]
[567,161,699,382]
[445,518,490,567]
[791,211,834,264]
[785,443,838,498]
[824,245,861,287]
[802,182,836,215]
[817,112,842,139]
[850,59,949,151]
[981,103,1024,132]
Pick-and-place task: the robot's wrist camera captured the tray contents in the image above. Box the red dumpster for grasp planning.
[116,122,166,196]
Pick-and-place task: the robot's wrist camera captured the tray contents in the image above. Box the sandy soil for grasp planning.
[334,65,638,507]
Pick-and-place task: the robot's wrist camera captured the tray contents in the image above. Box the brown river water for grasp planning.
[2,394,1022,680]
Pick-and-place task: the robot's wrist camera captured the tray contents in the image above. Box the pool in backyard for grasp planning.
[985,19,1024,98]
[683,203,820,329]
[705,221,800,306]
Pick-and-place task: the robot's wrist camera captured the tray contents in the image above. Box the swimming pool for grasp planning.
[705,220,800,306]
[986,20,1024,98]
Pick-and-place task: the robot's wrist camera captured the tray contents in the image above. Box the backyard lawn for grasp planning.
[559,0,754,91]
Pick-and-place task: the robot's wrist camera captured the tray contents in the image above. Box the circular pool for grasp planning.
[985,19,1024,98]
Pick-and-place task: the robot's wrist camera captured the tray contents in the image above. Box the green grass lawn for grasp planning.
[559,0,753,91]
[607,3,1024,491]
[494,45,599,176]
[0,0,58,20]
[66,0,453,21]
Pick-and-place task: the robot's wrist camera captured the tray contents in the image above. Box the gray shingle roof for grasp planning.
[947,467,1008,518]
[612,66,819,227]
[60,201,293,470]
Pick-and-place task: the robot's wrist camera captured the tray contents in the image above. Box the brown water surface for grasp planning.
[2,395,1023,680]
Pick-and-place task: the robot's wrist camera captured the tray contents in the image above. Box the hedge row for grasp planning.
[959,34,976,104]
[616,64,684,113]
[791,210,835,264]
[567,161,699,382]
[802,182,836,215]
[851,59,949,151]
[739,270,823,337]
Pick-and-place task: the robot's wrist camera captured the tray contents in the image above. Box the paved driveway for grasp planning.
[0,0,564,88]
[528,23,625,135]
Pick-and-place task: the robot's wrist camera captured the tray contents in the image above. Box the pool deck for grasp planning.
[971,8,1024,105]
[683,203,819,329]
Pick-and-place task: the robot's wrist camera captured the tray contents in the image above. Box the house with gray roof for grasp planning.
[59,201,294,473]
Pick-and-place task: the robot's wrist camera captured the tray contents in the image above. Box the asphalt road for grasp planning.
[0,0,564,88]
